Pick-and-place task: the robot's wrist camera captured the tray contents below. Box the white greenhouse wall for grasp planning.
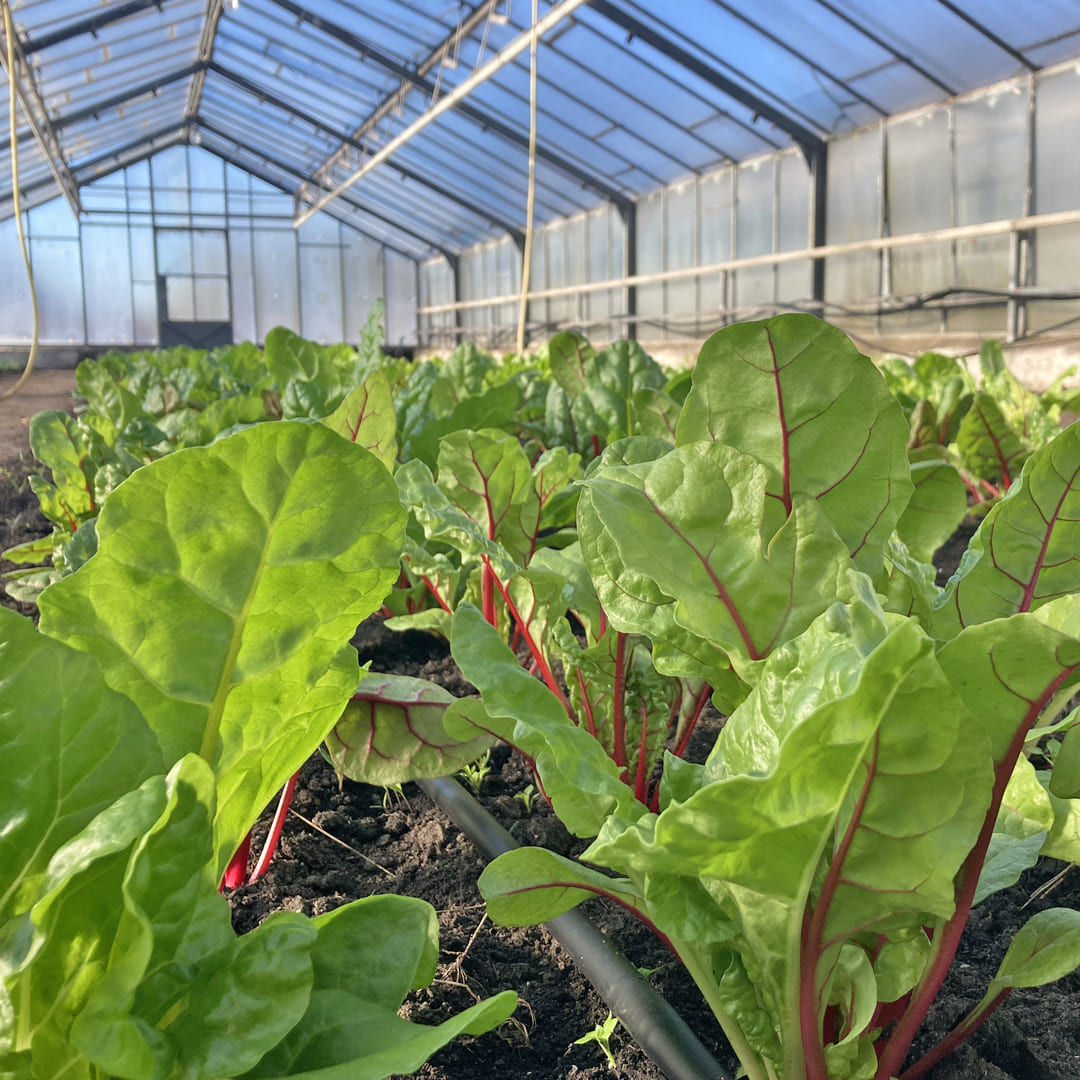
[419,60,1080,354]
[0,145,416,350]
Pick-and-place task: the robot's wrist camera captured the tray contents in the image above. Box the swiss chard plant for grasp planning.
[387,425,715,808]
[442,314,1080,1080]
[0,420,516,1079]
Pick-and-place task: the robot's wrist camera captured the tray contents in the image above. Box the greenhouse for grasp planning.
[1,0,1079,365]
[5,4,1080,1080]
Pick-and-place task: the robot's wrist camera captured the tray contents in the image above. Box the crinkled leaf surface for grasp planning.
[676,315,912,573]
[435,429,539,563]
[584,604,991,1075]
[581,440,853,670]
[934,424,1080,635]
[38,421,405,868]
[0,607,164,918]
[1,775,170,1080]
[956,393,1028,487]
[325,674,494,786]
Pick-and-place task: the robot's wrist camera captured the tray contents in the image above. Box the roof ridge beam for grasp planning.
[186,0,226,120]
[587,0,825,160]
[263,0,632,215]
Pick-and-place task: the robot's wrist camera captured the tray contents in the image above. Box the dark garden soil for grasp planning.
[2,383,1079,1077]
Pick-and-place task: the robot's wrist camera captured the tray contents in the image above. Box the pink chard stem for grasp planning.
[248,770,301,883]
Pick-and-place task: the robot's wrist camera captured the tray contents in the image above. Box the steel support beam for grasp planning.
[1,18,82,215]
[21,0,170,55]
[192,120,438,258]
[265,0,632,217]
[308,0,504,186]
[588,0,825,161]
[625,200,637,341]
[810,145,828,309]
[207,63,524,246]
[934,0,1037,70]
[186,0,225,120]
[30,62,205,137]
[811,0,956,97]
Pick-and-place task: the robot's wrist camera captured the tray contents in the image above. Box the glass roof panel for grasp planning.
[2,0,1080,255]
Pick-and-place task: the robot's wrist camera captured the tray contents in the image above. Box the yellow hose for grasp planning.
[1,0,40,402]
[514,0,539,357]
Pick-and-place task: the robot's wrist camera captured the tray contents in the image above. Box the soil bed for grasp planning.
[1,373,1078,1078]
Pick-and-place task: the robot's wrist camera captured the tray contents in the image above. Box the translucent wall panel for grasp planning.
[299,215,345,344]
[82,225,134,344]
[777,152,811,304]
[0,218,34,343]
[344,234,385,342]
[494,237,519,337]
[666,180,697,339]
[229,228,256,343]
[384,252,418,347]
[586,205,625,340]
[734,157,774,311]
[546,221,570,325]
[253,230,300,341]
[950,84,1028,330]
[419,257,454,346]
[699,169,733,322]
[1031,65,1080,332]
[527,230,547,331]
[635,189,664,334]
[31,238,84,343]
[825,124,881,319]
[3,145,412,350]
[888,109,952,331]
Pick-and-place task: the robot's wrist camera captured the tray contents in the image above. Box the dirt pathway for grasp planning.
[0,368,81,462]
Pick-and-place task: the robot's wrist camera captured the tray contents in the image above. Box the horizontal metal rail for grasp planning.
[416,207,1080,315]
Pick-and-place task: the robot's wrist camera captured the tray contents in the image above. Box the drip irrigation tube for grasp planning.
[417,775,731,1080]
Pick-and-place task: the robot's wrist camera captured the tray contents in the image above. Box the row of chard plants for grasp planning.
[5,311,1080,1080]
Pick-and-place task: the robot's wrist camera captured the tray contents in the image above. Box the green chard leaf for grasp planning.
[933,423,1080,635]
[584,600,992,1078]
[580,439,853,673]
[895,452,969,564]
[324,673,495,786]
[38,421,405,871]
[676,314,912,574]
[447,605,639,837]
[0,607,164,918]
[320,368,397,472]
[956,393,1028,489]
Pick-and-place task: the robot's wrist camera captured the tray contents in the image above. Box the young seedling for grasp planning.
[458,749,493,797]
[514,783,539,812]
[574,1012,620,1069]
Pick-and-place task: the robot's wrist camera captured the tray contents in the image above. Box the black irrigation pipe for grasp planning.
[417,775,731,1080]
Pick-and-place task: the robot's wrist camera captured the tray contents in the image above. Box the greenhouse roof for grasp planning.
[3,0,1080,257]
